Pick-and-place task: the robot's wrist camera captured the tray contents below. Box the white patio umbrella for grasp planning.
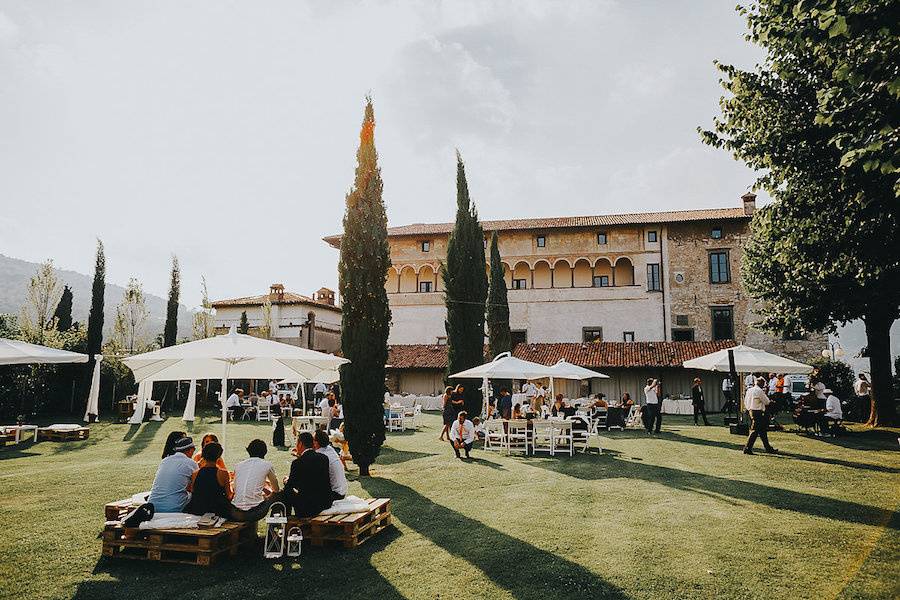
[449,352,557,416]
[123,326,348,445]
[0,338,102,422]
[547,359,609,398]
[682,344,812,374]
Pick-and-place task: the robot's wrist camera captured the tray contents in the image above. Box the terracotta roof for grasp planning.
[211,291,341,312]
[385,340,737,370]
[324,207,748,247]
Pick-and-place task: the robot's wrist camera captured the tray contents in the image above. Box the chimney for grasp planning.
[269,283,285,302]
[314,287,335,306]
[741,192,757,216]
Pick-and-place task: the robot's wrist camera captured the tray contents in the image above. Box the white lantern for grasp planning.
[264,502,288,559]
[286,526,303,558]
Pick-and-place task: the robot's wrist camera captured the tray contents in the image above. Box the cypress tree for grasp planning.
[238,311,249,334]
[163,255,180,347]
[84,240,105,413]
[338,97,391,477]
[54,285,74,332]
[444,152,488,417]
[486,231,512,393]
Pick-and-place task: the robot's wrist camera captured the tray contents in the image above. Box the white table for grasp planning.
[2,425,38,443]
[661,397,693,415]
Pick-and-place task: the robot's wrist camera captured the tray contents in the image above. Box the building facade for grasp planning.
[325,193,823,359]
[211,284,342,353]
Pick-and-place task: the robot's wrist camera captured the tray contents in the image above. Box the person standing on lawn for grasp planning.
[743,377,778,455]
[643,378,662,433]
[691,378,710,425]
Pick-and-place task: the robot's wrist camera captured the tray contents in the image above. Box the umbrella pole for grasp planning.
[483,376,489,418]
[220,364,231,451]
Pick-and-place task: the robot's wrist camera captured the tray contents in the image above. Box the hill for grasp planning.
[0,253,191,341]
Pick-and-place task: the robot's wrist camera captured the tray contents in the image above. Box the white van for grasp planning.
[785,374,810,402]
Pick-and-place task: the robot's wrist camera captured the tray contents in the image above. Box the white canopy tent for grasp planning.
[682,344,813,415]
[449,352,558,416]
[547,359,609,398]
[122,326,348,444]
[0,337,102,423]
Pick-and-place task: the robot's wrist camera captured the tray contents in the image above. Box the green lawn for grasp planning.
[1,412,898,600]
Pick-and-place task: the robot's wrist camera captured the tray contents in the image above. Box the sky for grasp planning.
[0,0,767,308]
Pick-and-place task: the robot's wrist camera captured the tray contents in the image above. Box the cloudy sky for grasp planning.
[0,0,766,307]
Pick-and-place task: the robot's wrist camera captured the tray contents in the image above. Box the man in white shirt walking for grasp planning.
[449,411,476,459]
[743,377,777,455]
[641,378,662,433]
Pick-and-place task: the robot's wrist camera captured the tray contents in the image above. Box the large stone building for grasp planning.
[324,193,823,359]
[211,284,342,353]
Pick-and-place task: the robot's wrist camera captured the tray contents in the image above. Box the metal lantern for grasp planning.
[264,502,288,559]
[286,526,303,558]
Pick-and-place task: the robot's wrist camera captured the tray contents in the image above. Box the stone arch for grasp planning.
[500,262,513,288]
[573,258,592,288]
[513,261,531,289]
[533,260,552,289]
[614,256,635,286]
[593,258,612,287]
[399,265,417,293]
[385,267,399,294]
[418,264,436,292]
[552,258,573,288]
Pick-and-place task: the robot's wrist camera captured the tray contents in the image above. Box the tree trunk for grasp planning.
[864,312,897,427]
[358,462,371,477]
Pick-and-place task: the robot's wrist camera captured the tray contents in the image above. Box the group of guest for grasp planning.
[147,427,349,521]
[225,388,280,420]
[317,392,344,431]
[793,383,843,436]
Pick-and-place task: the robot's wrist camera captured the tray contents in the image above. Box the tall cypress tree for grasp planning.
[339,97,391,477]
[444,152,488,417]
[238,311,249,334]
[84,240,105,413]
[486,231,512,392]
[54,285,74,332]
[163,255,180,347]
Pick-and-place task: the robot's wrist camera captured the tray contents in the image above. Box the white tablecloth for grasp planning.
[661,398,693,415]
[387,394,443,411]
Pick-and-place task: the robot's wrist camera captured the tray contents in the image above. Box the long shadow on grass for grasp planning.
[376,447,436,465]
[77,526,406,600]
[530,454,898,530]
[122,421,163,457]
[360,477,629,600]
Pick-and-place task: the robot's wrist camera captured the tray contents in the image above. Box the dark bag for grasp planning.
[122,502,154,527]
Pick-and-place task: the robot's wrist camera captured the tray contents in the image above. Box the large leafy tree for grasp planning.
[20,260,62,345]
[84,240,105,408]
[338,97,391,476]
[54,285,74,332]
[701,0,899,426]
[444,152,489,417]
[191,276,214,340]
[113,278,149,354]
[163,255,180,347]
[486,231,512,393]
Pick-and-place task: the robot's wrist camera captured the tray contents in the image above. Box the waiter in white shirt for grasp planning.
[743,377,777,455]
[721,376,735,413]
[820,389,843,436]
[313,381,328,402]
[449,411,476,459]
[226,389,244,420]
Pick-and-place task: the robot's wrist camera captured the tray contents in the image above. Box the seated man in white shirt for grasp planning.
[318,393,333,417]
[226,389,244,420]
[449,411,476,459]
[313,430,348,501]
[228,439,281,522]
[820,389,843,436]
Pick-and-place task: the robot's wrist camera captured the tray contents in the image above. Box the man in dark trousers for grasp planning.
[283,431,333,518]
[691,377,710,425]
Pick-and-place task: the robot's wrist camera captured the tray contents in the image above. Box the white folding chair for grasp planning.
[551,421,574,456]
[483,419,505,452]
[531,419,554,455]
[387,408,404,432]
[257,400,271,421]
[569,416,592,453]
[506,419,530,455]
[592,408,608,433]
[625,405,641,428]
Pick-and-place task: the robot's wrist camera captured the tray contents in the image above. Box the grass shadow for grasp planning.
[375,447,436,466]
[122,421,163,457]
[78,519,405,600]
[360,477,629,600]
[0,447,41,459]
[530,454,898,531]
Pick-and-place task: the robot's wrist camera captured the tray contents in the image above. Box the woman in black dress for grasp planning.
[185,442,233,518]
[439,386,454,441]
[272,396,286,447]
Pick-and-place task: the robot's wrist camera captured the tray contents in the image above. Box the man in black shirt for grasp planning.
[283,432,332,518]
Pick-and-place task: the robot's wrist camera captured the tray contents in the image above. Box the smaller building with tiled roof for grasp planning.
[212,284,341,353]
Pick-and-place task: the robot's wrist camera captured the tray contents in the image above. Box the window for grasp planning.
[623,331,635,342]
[672,329,695,341]
[647,263,662,291]
[511,330,528,346]
[647,230,658,243]
[711,306,734,340]
[675,314,689,327]
[512,278,527,290]
[419,281,432,293]
[709,251,731,283]
[597,232,608,245]
[436,336,447,345]
[592,275,610,287]
[421,240,431,252]
[711,227,722,239]
[583,327,603,343]
[536,235,546,248]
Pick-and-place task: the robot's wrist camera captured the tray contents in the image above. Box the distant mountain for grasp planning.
[0,254,191,341]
